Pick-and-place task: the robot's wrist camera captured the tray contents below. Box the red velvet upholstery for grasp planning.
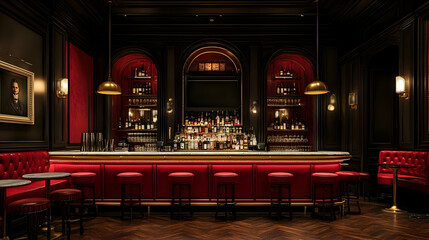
[51,188,82,201]
[377,151,429,194]
[214,172,239,184]
[8,197,50,214]
[71,172,96,184]
[168,172,194,184]
[268,172,294,184]
[311,173,338,184]
[336,171,360,182]
[359,172,370,179]
[116,172,143,184]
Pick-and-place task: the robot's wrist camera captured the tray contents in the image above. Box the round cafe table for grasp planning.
[0,179,31,240]
[379,164,416,213]
[22,172,71,198]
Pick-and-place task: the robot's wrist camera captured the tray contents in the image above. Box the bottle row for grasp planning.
[134,66,150,78]
[267,98,301,106]
[185,111,241,127]
[269,145,312,152]
[173,133,257,151]
[183,125,243,135]
[279,67,294,77]
[276,83,298,96]
[128,98,157,106]
[132,82,152,95]
[124,118,156,130]
[127,133,157,143]
[272,119,306,131]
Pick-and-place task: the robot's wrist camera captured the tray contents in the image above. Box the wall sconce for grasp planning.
[167,98,173,114]
[56,78,68,98]
[348,92,358,110]
[327,94,336,111]
[396,76,409,99]
[251,100,258,114]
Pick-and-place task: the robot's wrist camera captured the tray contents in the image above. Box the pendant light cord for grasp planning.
[108,0,112,79]
[316,0,319,81]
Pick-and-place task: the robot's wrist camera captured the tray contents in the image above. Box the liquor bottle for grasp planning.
[203,137,208,150]
[292,83,296,95]
[216,111,220,125]
[286,69,291,77]
[221,111,225,125]
[280,83,284,95]
[134,68,138,78]
[146,118,151,130]
[279,67,284,76]
[173,136,178,151]
[277,84,281,95]
[180,137,185,150]
[118,117,122,129]
[198,138,202,150]
[132,84,136,95]
[148,82,152,94]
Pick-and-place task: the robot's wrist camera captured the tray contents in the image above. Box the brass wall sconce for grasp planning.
[327,93,336,111]
[251,100,258,114]
[396,76,409,99]
[57,78,68,98]
[167,98,173,114]
[348,92,358,110]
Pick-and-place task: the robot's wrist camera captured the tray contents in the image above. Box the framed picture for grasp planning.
[198,63,205,71]
[212,63,220,71]
[219,62,226,71]
[204,62,212,71]
[0,60,34,125]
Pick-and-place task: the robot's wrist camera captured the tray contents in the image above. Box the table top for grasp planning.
[0,179,31,188]
[22,172,71,180]
[379,164,416,169]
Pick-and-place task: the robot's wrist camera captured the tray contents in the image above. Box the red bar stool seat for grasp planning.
[51,189,83,240]
[116,172,143,220]
[268,172,293,219]
[214,172,238,219]
[336,171,361,214]
[71,172,97,217]
[168,172,194,219]
[8,197,51,240]
[311,172,338,220]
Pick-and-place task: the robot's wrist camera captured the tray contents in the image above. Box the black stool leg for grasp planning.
[277,185,282,219]
[171,184,175,218]
[188,184,193,217]
[179,184,182,219]
[346,182,350,214]
[80,196,84,235]
[47,205,51,240]
[215,184,219,218]
[67,202,71,240]
[288,184,292,220]
[129,184,133,220]
[331,184,336,220]
[139,183,143,217]
[224,184,228,218]
[61,202,66,235]
[121,184,125,219]
[232,184,236,219]
[269,184,274,217]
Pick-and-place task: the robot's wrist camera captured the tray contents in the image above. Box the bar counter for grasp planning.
[48,151,350,204]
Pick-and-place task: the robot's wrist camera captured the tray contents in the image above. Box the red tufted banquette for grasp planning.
[0,151,69,205]
[377,151,429,194]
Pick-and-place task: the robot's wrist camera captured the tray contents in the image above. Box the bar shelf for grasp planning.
[125,76,152,80]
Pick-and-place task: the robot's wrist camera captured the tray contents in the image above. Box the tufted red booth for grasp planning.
[0,151,69,205]
[377,151,429,194]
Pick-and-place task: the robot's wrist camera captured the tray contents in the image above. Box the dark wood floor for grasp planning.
[66,201,429,240]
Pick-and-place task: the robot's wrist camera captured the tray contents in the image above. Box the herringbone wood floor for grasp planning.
[66,201,429,240]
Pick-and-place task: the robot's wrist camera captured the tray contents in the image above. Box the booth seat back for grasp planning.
[0,151,50,179]
[378,151,428,178]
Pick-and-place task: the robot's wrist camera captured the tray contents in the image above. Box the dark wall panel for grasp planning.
[0,11,48,150]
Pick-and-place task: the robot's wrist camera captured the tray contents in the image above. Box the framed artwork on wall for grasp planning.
[0,60,34,124]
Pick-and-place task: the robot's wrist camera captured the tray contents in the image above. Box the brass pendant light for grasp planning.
[97,0,121,95]
[304,0,329,95]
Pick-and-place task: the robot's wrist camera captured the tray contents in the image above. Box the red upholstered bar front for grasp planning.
[157,165,208,200]
[104,165,153,201]
[255,165,311,201]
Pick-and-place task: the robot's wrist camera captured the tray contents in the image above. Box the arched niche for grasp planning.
[182,46,242,124]
[111,53,159,149]
[265,53,315,151]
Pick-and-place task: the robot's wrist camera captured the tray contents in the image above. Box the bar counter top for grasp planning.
[49,150,350,156]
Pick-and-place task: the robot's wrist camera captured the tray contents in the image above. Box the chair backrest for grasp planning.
[378,151,428,179]
[0,151,50,179]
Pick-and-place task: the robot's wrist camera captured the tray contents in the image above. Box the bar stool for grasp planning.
[116,172,143,220]
[71,172,97,217]
[268,172,294,219]
[311,172,338,220]
[359,172,370,200]
[50,188,83,240]
[8,197,51,240]
[214,172,238,219]
[168,172,194,219]
[336,171,361,214]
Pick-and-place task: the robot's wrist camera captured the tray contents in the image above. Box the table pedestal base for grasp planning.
[383,205,406,214]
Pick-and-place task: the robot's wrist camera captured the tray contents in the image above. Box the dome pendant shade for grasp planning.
[97,77,121,95]
[304,80,329,95]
